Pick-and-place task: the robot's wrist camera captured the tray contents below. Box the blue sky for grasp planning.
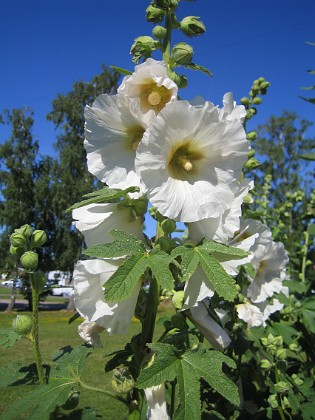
[1,0,315,157]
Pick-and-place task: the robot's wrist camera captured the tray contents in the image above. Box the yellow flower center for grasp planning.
[138,79,173,113]
[257,259,267,276]
[125,125,145,151]
[168,141,204,180]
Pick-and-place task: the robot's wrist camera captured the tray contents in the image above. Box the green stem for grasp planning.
[162,10,173,72]
[31,278,45,384]
[300,230,309,284]
[274,367,286,420]
[139,276,159,354]
[79,381,128,406]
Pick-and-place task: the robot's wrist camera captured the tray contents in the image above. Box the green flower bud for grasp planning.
[130,36,159,62]
[268,394,278,409]
[180,16,206,37]
[10,232,27,248]
[260,81,270,89]
[244,157,261,170]
[20,251,38,272]
[169,71,188,88]
[172,42,194,65]
[240,97,250,106]
[31,230,47,247]
[133,197,148,216]
[291,374,303,386]
[171,313,188,330]
[274,381,289,395]
[251,84,260,94]
[154,0,178,9]
[172,290,185,309]
[246,131,258,141]
[260,359,272,370]
[252,97,262,105]
[152,25,167,39]
[111,368,135,394]
[19,224,33,238]
[161,218,177,234]
[288,342,299,352]
[146,4,165,23]
[156,236,173,253]
[12,315,32,335]
[258,77,265,83]
[9,245,25,257]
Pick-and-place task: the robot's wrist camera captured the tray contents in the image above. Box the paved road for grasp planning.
[0,299,68,311]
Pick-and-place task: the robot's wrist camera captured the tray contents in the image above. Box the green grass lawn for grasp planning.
[0,303,174,419]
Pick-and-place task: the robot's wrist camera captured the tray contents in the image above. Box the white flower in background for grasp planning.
[135,99,249,222]
[247,240,289,303]
[144,384,170,420]
[118,58,178,115]
[74,259,141,345]
[84,93,153,189]
[188,300,231,350]
[236,303,263,328]
[187,179,253,244]
[72,202,144,248]
[219,92,246,122]
[78,321,104,348]
[182,266,215,309]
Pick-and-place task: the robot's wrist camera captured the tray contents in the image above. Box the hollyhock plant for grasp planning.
[84,93,153,189]
[73,259,142,344]
[118,58,178,114]
[135,99,249,222]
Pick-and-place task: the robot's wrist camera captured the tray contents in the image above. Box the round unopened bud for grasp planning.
[274,381,289,395]
[161,218,176,234]
[10,232,27,248]
[19,224,33,238]
[152,25,167,39]
[171,313,188,330]
[31,230,47,247]
[146,4,165,23]
[240,97,250,106]
[20,251,38,271]
[132,197,147,217]
[260,359,272,370]
[180,16,206,37]
[10,245,25,257]
[156,237,173,253]
[172,290,185,309]
[172,42,194,65]
[244,157,261,170]
[12,315,32,335]
[268,394,278,409]
[111,368,135,394]
[246,131,258,141]
[252,97,262,105]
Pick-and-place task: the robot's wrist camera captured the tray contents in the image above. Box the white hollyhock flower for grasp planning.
[74,259,141,344]
[219,92,246,122]
[84,93,153,189]
[182,266,215,310]
[118,58,178,115]
[135,99,249,222]
[247,240,289,303]
[144,384,170,420]
[236,303,263,328]
[72,202,144,248]
[188,300,231,350]
[78,321,104,348]
[187,179,253,244]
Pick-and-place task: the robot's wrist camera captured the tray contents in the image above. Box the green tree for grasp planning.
[46,66,120,277]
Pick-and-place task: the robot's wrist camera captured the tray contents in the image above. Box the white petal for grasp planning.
[73,259,141,336]
[236,303,263,328]
[78,321,104,348]
[144,384,170,420]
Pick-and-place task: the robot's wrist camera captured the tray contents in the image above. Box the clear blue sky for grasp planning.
[1,0,315,157]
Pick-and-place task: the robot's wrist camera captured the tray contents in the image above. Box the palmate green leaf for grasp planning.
[0,327,21,348]
[201,239,248,259]
[172,242,238,301]
[0,346,91,420]
[137,343,239,420]
[84,229,145,259]
[0,362,38,388]
[67,186,139,212]
[105,253,148,302]
[146,249,175,290]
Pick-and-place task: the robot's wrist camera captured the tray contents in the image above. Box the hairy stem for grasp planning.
[80,381,128,406]
[31,278,45,384]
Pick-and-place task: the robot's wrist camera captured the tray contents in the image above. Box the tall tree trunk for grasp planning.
[5,282,17,312]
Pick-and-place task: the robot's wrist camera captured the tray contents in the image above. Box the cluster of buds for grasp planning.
[111,367,135,394]
[260,333,286,360]
[133,0,208,89]
[241,77,271,122]
[9,224,47,272]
